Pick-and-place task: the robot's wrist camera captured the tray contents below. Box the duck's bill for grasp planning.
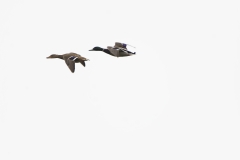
[89,49,94,51]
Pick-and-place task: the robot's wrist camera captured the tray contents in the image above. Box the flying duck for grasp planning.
[46,52,89,73]
[89,42,136,57]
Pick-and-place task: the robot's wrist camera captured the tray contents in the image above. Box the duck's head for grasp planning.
[47,54,58,58]
[47,54,63,59]
[89,46,104,51]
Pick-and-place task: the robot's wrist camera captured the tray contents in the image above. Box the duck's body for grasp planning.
[107,46,134,57]
[89,42,136,57]
[47,52,89,73]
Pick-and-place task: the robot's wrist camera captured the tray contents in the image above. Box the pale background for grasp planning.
[0,0,240,159]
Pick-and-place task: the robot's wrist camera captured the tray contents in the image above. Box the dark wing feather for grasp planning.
[79,60,86,67]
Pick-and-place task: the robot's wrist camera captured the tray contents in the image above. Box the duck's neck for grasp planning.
[102,49,112,55]
[53,55,64,59]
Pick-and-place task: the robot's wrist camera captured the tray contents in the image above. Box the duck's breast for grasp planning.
[107,46,118,57]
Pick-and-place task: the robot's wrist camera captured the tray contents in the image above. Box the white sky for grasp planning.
[0,0,240,159]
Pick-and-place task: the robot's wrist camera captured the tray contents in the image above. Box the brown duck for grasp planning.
[47,52,89,73]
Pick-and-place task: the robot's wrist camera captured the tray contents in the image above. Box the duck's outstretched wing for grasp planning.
[118,48,129,54]
[65,56,77,73]
[118,48,136,57]
[114,42,127,49]
[114,42,136,49]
